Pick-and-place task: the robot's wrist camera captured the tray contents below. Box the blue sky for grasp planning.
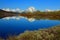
[0,0,60,10]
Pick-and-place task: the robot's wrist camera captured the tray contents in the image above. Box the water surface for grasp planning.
[0,18,60,38]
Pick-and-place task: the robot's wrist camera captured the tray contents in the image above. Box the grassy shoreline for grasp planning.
[0,25,60,40]
[0,9,60,20]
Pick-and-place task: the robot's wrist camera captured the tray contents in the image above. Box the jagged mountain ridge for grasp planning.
[2,7,60,13]
[2,7,36,13]
[0,8,60,20]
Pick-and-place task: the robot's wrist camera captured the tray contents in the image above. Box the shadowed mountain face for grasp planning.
[0,9,19,18]
[0,9,60,20]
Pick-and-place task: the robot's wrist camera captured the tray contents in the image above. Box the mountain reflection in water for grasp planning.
[0,18,60,38]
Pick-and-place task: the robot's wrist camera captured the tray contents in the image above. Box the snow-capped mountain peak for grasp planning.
[2,7,37,13]
[26,7,36,12]
[45,9,53,12]
[2,8,11,11]
[2,8,23,13]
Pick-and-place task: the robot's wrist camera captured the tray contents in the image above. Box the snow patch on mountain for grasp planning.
[25,7,36,12]
[2,8,23,13]
[2,7,36,13]
[45,9,53,12]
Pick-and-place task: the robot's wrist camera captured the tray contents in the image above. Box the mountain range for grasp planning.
[0,7,60,20]
[2,7,37,13]
[2,7,59,13]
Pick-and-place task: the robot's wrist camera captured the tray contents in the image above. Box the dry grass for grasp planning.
[17,26,60,40]
[0,25,60,40]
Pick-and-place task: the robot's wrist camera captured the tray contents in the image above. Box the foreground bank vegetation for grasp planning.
[0,25,60,40]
